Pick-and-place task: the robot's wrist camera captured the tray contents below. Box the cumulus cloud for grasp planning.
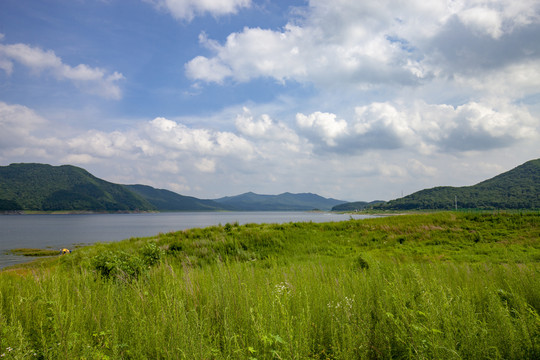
[185,0,451,86]
[296,111,348,147]
[0,102,66,161]
[185,0,540,95]
[145,0,251,21]
[235,107,299,142]
[0,102,47,149]
[295,101,538,154]
[67,130,136,159]
[146,117,255,158]
[0,41,124,99]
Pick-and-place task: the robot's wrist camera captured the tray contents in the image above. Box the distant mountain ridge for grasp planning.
[0,163,346,212]
[375,158,540,210]
[214,191,346,211]
[2,160,538,212]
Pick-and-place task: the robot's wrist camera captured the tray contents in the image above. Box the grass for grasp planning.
[0,212,539,359]
[9,248,61,257]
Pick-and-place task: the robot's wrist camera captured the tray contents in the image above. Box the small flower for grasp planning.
[6,347,12,352]
[274,282,292,296]
[344,296,355,310]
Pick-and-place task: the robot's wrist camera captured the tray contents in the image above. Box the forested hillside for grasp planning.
[376,159,540,210]
[0,163,154,211]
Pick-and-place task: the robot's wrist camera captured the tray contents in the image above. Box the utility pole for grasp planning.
[455,195,457,211]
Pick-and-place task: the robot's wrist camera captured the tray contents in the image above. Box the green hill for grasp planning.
[214,191,346,211]
[376,158,540,210]
[126,184,225,211]
[0,163,155,211]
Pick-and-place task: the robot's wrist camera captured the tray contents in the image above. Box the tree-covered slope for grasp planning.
[214,192,346,211]
[0,163,155,211]
[377,158,540,210]
[126,184,225,211]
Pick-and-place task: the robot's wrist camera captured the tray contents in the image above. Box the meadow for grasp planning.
[0,212,539,359]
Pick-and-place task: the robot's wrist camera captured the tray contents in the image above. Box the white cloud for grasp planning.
[185,0,540,95]
[293,100,539,154]
[145,0,251,21]
[458,7,503,38]
[296,111,348,147]
[455,60,540,98]
[146,117,255,158]
[186,25,307,83]
[0,102,47,149]
[235,107,299,143]
[0,42,124,99]
[0,102,67,162]
[67,130,135,158]
[353,103,417,149]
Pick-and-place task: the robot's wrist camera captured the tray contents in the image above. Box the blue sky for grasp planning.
[1,0,539,201]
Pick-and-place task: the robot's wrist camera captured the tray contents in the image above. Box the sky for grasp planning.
[1,0,539,202]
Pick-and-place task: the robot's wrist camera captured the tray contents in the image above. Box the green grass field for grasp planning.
[1,212,539,359]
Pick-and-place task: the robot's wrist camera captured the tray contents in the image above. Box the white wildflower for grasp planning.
[274,281,292,296]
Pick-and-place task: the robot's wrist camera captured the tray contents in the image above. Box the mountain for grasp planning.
[376,158,540,210]
[214,192,346,211]
[0,163,155,211]
[332,200,385,211]
[125,184,224,211]
[0,163,346,212]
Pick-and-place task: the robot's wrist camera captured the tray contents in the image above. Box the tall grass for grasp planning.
[0,212,539,359]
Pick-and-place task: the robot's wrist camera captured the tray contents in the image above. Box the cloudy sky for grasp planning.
[1,0,539,201]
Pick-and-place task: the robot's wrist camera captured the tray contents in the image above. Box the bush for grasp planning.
[91,250,145,281]
[140,242,163,266]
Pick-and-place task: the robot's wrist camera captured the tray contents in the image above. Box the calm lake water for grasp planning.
[0,212,373,269]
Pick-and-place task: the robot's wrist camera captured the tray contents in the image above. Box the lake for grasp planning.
[0,212,373,268]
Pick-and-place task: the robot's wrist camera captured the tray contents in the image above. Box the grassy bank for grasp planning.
[9,249,60,257]
[1,212,539,359]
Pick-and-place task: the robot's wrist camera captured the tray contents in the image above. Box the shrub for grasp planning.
[91,250,145,281]
[140,242,163,266]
